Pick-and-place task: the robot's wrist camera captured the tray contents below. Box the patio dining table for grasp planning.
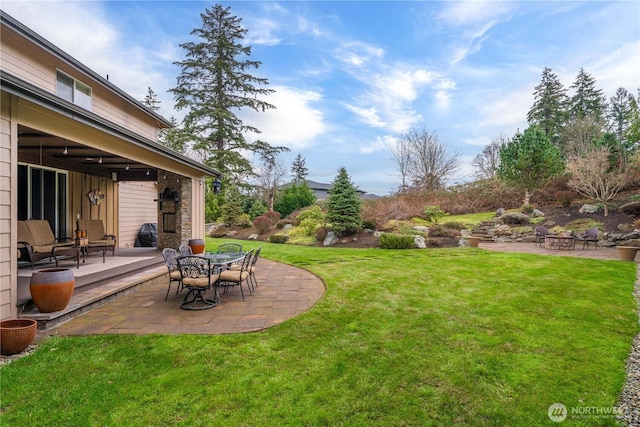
[203,251,247,265]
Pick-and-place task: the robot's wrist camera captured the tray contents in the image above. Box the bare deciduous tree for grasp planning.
[567,146,634,216]
[388,136,412,192]
[472,134,508,179]
[255,153,286,211]
[390,129,460,191]
[560,116,604,159]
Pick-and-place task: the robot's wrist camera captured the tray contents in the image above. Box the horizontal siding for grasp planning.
[0,93,14,320]
[1,23,162,142]
[118,181,157,248]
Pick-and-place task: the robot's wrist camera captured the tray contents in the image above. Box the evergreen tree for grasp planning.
[625,90,640,152]
[497,126,565,205]
[608,87,634,142]
[326,167,363,236]
[158,116,188,154]
[527,67,568,143]
[291,154,309,182]
[274,182,316,218]
[568,68,607,122]
[218,186,244,225]
[142,86,161,111]
[170,4,286,184]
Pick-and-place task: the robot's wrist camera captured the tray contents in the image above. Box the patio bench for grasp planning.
[17,220,75,269]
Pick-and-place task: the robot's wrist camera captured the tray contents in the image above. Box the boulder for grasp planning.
[579,204,599,214]
[493,225,513,236]
[500,212,530,225]
[495,208,506,217]
[531,209,545,218]
[248,233,259,240]
[414,235,427,249]
[413,226,429,234]
[323,231,339,246]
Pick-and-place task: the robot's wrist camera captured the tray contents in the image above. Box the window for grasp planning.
[18,164,69,238]
[56,70,92,110]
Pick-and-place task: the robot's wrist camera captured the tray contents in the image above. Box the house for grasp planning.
[294,180,376,200]
[0,11,221,320]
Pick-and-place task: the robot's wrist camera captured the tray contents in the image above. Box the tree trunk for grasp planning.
[603,202,609,217]
[523,190,532,206]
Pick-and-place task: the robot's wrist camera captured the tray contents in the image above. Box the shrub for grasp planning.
[264,210,282,224]
[379,233,416,249]
[298,206,326,236]
[253,215,272,234]
[269,234,290,244]
[521,203,534,214]
[362,219,377,230]
[423,205,447,223]
[441,221,465,230]
[248,200,267,220]
[236,214,252,228]
[553,190,576,209]
[428,224,459,238]
[315,225,330,242]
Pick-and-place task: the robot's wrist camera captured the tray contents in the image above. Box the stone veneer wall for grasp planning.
[157,170,190,250]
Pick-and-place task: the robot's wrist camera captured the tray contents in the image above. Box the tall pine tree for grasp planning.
[568,68,607,122]
[290,154,309,182]
[527,67,568,143]
[171,4,286,185]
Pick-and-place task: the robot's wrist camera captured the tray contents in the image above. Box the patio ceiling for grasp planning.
[18,125,158,181]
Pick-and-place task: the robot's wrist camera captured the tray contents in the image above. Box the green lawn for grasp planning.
[1,239,637,426]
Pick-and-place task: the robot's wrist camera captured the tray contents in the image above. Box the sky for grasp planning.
[2,1,639,196]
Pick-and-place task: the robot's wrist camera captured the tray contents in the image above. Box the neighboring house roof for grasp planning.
[283,180,380,200]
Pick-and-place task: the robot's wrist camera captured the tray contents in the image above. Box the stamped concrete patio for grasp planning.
[41,258,325,337]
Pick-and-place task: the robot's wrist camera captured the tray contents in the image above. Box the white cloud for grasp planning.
[242,86,325,150]
[437,1,513,27]
[359,134,398,154]
[333,41,384,67]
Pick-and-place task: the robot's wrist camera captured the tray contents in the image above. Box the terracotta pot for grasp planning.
[467,236,482,248]
[188,238,205,255]
[1,319,37,356]
[616,246,639,262]
[29,268,75,313]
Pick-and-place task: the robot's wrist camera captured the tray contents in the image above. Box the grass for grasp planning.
[1,239,637,426]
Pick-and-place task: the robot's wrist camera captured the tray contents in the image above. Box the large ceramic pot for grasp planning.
[1,319,37,355]
[29,268,75,313]
[188,238,205,255]
[616,246,639,262]
[467,236,482,248]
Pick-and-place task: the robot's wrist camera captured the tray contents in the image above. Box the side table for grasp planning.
[75,237,89,268]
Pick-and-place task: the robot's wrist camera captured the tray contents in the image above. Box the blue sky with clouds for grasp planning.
[3,1,639,196]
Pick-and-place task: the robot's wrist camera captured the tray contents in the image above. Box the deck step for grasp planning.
[20,266,167,330]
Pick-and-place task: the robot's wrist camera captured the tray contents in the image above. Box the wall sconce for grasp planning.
[63,146,68,155]
[212,178,222,195]
[98,156,103,164]
[125,164,130,171]
[146,169,150,176]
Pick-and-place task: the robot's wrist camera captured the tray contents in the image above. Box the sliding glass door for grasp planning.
[17,164,69,238]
